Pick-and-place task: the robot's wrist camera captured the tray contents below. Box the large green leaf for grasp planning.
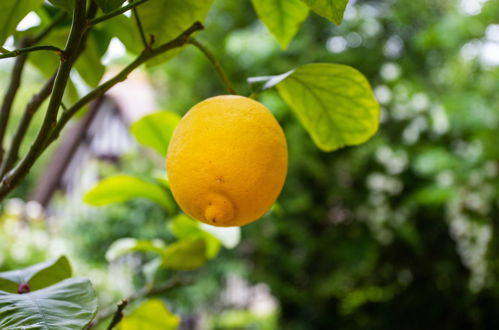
[130,111,181,156]
[0,256,72,293]
[84,174,175,212]
[251,0,309,49]
[162,238,208,270]
[95,0,126,13]
[0,278,98,329]
[301,0,349,25]
[135,0,214,64]
[48,0,73,12]
[105,238,166,261]
[276,63,379,151]
[0,0,44,46]
[98,14,143,54]
[119,299,180,330]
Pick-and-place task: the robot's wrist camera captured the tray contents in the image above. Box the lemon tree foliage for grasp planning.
[251,0,309,49]
[130,111,181,157]
[249,63,379,151]
[136,0,214,64]
[105,238,167,261]
[95,0,126,13]
[47,0,73,12]
[0,256,71,293]
[0,278,97,330]
[0,0,44,46]
[84,174,176,213]
[119,299,180,330]
[302,0,350,25]
[0,258,97,329]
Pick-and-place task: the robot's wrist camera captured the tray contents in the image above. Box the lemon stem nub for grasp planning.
[204,193,235,225]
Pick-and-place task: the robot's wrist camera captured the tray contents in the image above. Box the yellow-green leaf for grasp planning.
[251,0,309,49]
[119,299,180,330]
[84,175,175,213]
[276,63,379,151]
[130,111,181,156]
[162,238,207,270]
[301,0,349,25]
[0,0,44,46]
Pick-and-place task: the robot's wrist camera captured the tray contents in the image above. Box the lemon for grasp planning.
[166,95,288,227]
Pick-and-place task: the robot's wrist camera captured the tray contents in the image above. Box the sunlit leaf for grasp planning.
[251,0,309,49]
[169,214,222,258]
[84,174,176,213]
[135,0,214,64]
[276,63,379,151]
[130,111,181,156]
[162,238,207,270]
[119,299,180,330]
[0,278,97,330]
[200,224,241,249]
[0,256,72,293]
[0,0,44,46]
[301,0,349,25]
[106,238,166,261]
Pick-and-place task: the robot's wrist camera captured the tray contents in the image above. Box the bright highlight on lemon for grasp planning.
[166,95,288,227]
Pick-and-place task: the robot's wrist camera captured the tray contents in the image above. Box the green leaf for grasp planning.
[169,215,222,259]
[276,63,379,151]
[97,14,143,54]
[119,299,180,330]
[95,0,126,13]
[301,0,349,25]
[162,238,208,270]
[130,111,181,156]
[28,27,105,88]
[84,174,176,213]
[0,278,98,330]
[106,238,166,261]
[247,70,294,94]
[251,0,309,49]
[136,0,214,65]
[200,224,241,249]
[0,0,44,46]
[0,256,72,293]
[48,0,73,12]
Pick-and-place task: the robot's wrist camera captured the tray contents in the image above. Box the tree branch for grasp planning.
[90,0,149,26]
[0,0,87,198]
[0,38,30,164]
[0,21,203,201]
[188,38,236,95]
[0,45,65,60]
[105,300,128,330]
[88,279,191,329]
[131,0,150,49]
[0,75,56,176]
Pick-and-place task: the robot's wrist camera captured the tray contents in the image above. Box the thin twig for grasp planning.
[105,300,128,330]
[90,0,149,26]
[0,75,56,176]
[188,38,236,95]
[0,38,30,164]
[130,0,150,49]
[0,0,87,197]
[0,45,65,60]
[0,21,204,200]
[88,279,192,329]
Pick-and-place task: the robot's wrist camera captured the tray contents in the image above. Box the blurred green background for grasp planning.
[1,0,499,329]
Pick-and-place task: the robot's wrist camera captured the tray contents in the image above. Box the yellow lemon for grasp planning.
[166,95,288,227]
